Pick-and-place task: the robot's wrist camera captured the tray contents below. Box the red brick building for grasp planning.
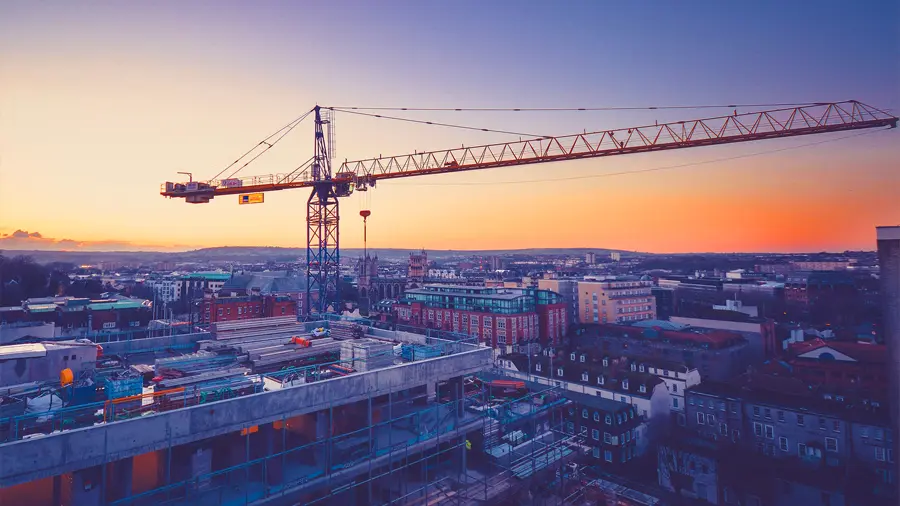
[768,338,889,395]
[0,297,152,333]
[395,284,567,349]
[202,294,297,324]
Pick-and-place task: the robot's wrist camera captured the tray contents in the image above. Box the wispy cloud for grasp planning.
[0,230,188,252]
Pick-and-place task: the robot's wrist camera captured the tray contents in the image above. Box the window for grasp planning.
[605,415,612,425]
[698,413,706,425]
[639,364,645,372]
[765,425,774,439]
[876,429,884,440]
[764,408,771,420]
[798,443,808,457]
[861,427,869,438]
[639,384,646,393]
[707,413,716,424]
[557,367,564,377]
[779,437,788,452]
[797,414,805,426]
[672,383,678,393]
[604,432,611,444]
[819,418,826,431]
[825,437,837,453]
[592,447,600,458]
[719,423,728,435]
[594,412,600,422]
[582,409,588,419]
[566,422,575,434]
[622,379,629,390]
[876,447,886,461]
[603,358,609,367]
[777,410,785,423]
[730,403,738,413]
[604,450,613,462]
[673,397,679,408]
[570,353,576,361]
[753,406,760,417]
[580,354,586,363]
[597,375,605,385]
[535,363,542,372]
[689,397,695,406]
[832,420,840,432]
[753,422,762,437]
[592,429,600,440]
[732,429,740,441]
[581,372,589,382]
[580,426,588,436]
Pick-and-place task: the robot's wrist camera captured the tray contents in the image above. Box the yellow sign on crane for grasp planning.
[238,193,264,205]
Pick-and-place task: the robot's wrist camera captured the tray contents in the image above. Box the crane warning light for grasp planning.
[238,193,265,205]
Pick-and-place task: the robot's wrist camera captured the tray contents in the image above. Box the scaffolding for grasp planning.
[2,316,593,506]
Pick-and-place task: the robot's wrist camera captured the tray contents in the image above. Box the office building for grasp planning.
[577,278,656,324]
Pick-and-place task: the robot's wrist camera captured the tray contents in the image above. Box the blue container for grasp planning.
[103,376,142,400]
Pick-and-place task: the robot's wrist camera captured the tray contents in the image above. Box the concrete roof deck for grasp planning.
[0,327,492,487]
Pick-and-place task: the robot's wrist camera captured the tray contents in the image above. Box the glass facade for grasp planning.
[403,285,562,315]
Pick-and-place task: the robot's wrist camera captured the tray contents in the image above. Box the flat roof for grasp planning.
[0,343,47,360]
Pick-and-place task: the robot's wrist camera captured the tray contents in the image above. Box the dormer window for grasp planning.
[622,379,629,390]
[639,384,647,393]
[598,375,605,385]
[535,363,542,372]
[580,354,586,363]
[581,372,589,382]
[557,367,564,377]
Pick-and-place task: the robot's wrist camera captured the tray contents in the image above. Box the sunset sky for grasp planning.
[1,1,898,254]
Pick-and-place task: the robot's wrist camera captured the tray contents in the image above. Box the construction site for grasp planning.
[0,316,608,506]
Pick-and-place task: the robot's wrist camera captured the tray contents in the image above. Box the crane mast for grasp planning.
[159,101,897,316]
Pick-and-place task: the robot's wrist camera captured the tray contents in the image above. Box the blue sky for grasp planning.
[1,1,897,252]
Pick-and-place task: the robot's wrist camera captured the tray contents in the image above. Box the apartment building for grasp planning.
[577,278,656,325]
[396,284,567,349]
[670,377,896,505]
[563,391,647,466]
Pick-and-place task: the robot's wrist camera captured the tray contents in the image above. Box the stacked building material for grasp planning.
[156,368,251,389]
[400,344,442,362]
[340,339,395,372]
[154,351,239,377]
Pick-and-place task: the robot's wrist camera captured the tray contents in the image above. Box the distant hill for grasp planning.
[2,246,639,265]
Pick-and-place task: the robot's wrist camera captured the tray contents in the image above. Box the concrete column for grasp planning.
[111,457,133,501]
[877,226,900,489]
[189,447,212,491]
[259,423,283,486]
[69,468,102,506]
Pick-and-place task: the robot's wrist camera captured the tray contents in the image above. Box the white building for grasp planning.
[496,353,672,437]
[145,279,182,303]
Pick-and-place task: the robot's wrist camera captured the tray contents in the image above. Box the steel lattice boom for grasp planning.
[161,101,896,200]
[159,100,897,315]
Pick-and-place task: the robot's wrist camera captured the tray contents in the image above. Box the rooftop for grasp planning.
[562,390,633,413]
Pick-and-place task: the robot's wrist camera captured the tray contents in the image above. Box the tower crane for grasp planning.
[160,101,897,315]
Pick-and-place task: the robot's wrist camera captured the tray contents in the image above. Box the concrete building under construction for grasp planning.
[0,315,586,506]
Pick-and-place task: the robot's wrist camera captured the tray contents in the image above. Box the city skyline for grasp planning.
[2,1,898,254]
